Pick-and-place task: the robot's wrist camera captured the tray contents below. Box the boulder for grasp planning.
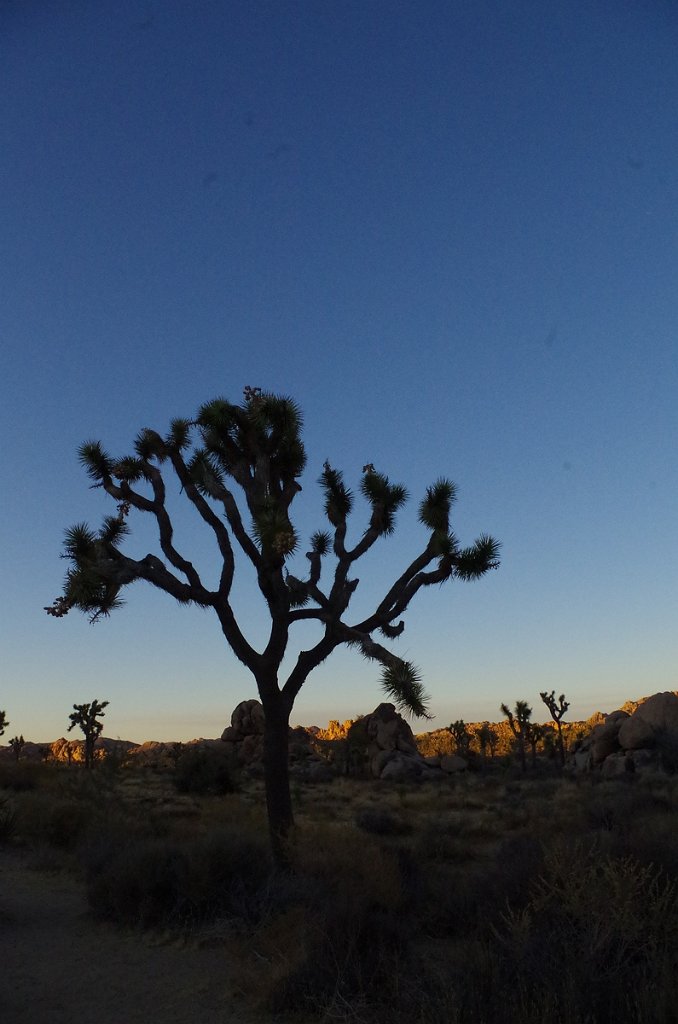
[348,703,435,779]
[601,752,634,778]
[380,752,423,782]
[230,699,265,738]
[618,715,655,751]
[630,692,678,732]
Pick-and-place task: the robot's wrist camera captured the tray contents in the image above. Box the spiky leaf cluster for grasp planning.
[78,441,114,483]
[197,392,306,488]
[251,499,299,557]
[455,534,501,580]
[418,478,456,533]
[166,418,193,452]
[188,448,226,498]
[134,429,167,461]
[320,461,353,525]
[310,530,331,556]
[57,523,128,622]
[360,468,408,536]
[380,660,431,720]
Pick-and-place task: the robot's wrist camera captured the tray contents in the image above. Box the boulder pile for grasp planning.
[348,703,455,780]
[220,699,333,780]
[571,691,678,775]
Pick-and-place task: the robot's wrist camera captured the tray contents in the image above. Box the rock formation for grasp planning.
[570,691,678,775]
[348,703,445,780]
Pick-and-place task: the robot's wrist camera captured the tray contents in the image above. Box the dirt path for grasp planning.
[0,849,262,1024]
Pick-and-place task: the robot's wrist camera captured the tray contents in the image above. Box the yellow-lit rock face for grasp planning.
[316,719,354,741]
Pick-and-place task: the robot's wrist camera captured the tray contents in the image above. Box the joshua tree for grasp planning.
[9,735,25,762]
[525,721,546,769]
[475,721,498,762]
[0,711,8,738]
[448,719,471,757]
[540,690,570,766]
[47,387,499,862]
[501,700,532,772]
[67,700,109,769]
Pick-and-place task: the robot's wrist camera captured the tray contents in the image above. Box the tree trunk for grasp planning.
[261,693,294,867]
[518,735,526,772]
[556,723,565,766]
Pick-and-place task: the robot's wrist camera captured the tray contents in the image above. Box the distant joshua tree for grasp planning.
[68,700,109,769]
[9,735,25,762]
[448,719,471,757]
[540,690,570,766]
[525,722,546,769]
[475,721,498,762]
[501,700,532,772]
[0,711,8,738]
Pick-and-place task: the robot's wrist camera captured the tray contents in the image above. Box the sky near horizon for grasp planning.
[1,0,677,743]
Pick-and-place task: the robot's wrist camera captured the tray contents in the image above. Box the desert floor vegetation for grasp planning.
[3,755,678,1023]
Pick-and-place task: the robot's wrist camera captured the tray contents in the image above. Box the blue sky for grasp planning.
[2,0,677,743]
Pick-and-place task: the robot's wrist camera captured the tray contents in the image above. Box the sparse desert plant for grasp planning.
[67,699,109,769]
[0,710,9,737]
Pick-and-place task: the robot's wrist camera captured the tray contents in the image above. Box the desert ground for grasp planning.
[4,698,678,1024]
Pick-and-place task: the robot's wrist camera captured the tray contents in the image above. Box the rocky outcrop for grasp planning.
[570,692,678,775]
[220,700,334,780]
[221,699,265,765]
[348,703,441,781]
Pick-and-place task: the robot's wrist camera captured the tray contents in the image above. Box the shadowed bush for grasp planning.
[173,745,238,796]
[85,826,271,928]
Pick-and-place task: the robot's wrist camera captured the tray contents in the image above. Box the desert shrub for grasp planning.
[85,826,271,928]
[490,839,678,1022]
[264,825,415,1017]
[16,792,95,849]
[354,806,411,836]
[0,795,17,842]
[0,762,43,792]
[173,745,238,795]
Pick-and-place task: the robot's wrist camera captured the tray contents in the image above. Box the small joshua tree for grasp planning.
[0,711,8,738]
[540,690,570,766]
[68,700,109,769]
[501,700,532,773]
[9,735,25,762]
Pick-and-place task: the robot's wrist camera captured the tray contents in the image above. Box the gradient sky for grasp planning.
[2,0,677,743]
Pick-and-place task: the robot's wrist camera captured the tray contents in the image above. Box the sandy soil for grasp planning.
[0,849,263,1024]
